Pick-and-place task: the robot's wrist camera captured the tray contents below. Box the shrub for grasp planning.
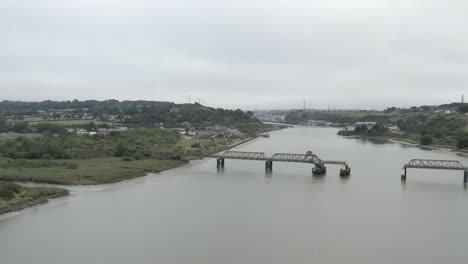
[0,181,21,200]
[0,188,14,200]
[132,152,143,160]
[63,162,78,169]
[457,135,468,149]
[420,135,433,145]
[114,141,128,157]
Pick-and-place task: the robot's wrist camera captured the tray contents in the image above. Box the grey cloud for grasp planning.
[1,0,468,109]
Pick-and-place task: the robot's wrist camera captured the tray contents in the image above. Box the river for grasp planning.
[1,127,467,264]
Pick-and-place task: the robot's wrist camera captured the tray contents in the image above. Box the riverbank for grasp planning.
[339,133,468,155]
[3,126,468,264]
[0,130,277,215]
[0,158,189,185]
[188,137,257,160]
[0,181,69,215]
[185,123,285,160]
[0,132,273,186]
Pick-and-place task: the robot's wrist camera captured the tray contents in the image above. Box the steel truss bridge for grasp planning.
[402,159,468,183]
[209,150,349,175]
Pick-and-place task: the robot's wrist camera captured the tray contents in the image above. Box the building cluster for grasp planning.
[302,120,335,126]
[253,112,285,123]
[31,110,123,123]
[67,127,129,136]
[354,122,377,130]
[344,122,402,134]
[175,125,244,139]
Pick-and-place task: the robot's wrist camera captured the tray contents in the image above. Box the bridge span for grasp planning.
[209,150,350,176]
[402,159,468,183]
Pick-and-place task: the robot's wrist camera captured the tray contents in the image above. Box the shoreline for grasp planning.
[4,125,465,216]
[0,132,269,216]
[340,134,468,156]
[188,124,284,160]
[0,192,69,215]
[0,184,69,216]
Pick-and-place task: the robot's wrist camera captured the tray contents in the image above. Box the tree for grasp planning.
[0,181,21,201]
[459,104,468,113]
[1,162,9,172]
[0,188,15,200]
[114,141,128,157]
[35,123,67,134]
[12,122,30,133]
[0,118,11,133]
[457,135,468,149]
[420,135,433,145]
[85,122,97,132]
[383,107,397,113]
[51,112,61,119]
[368,123,387,136]
[354,125,368,135]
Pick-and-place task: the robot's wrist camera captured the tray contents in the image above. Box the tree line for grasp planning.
[0,100,265,136]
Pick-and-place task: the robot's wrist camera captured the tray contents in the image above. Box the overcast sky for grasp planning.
[1,0,467,110]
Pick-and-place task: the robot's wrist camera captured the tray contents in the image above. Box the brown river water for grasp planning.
[1,127,467,264]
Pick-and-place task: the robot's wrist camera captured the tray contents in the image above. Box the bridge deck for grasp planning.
[322,160,348,165]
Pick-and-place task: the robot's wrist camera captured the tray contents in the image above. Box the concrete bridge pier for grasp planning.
[464,171,467,184]
[265,161,273,171]
[217,158,225,168]
[312,164,326,175]
[401,167,407,181]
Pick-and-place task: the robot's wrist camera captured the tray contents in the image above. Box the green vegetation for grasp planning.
[0,100,273,214]
[291,103,468,150]
[285,110,395,124]
[388,111,468,148]
[0,100,269,136]
[0,127,245,160]
[456,135,468,149]
[7,116,110,126]
[0,158,186,185]
[0,181,68,214]
[0,128,180,160]
[337,123,388,137]
[420,135,433,145]
[0,128,249,184]
[0,100,271,187]
[176,137,247,159]
[0,132,206,184]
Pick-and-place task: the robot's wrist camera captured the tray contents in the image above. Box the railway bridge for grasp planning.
[401,159,468,183]
[210,150,351,176]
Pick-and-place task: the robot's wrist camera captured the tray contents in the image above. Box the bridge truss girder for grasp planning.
[404,159,466,171]
[211,151,347,166]
[212,151,269,161]
[270,153,320,163]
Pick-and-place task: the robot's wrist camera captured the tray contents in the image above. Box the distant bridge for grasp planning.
[210,150,350,176]
[402,159,468,183]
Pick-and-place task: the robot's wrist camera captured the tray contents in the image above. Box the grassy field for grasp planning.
[7,116,45,122]
[0,181,69,214]
[0,133,42,139]
[0,158,187,185]
[7,116,113,126]
[0,138,245,185]
[29,119,111,126]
